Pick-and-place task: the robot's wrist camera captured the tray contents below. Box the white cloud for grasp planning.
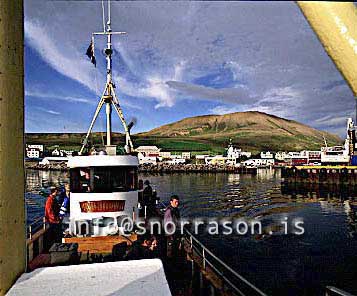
[26,90,94,104]
[24,1,355,136]
[25,20,101,93]
[166,81,254,105]
[36,107,61,115]
[314,113,354,127]
[209,105,242,115]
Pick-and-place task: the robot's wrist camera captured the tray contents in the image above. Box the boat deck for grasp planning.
[8,259,171,296]
[63,234,137,254]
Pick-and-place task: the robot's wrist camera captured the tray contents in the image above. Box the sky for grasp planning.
[24,1,355,137]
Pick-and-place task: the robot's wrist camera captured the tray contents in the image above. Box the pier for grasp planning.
[281,166,357,185]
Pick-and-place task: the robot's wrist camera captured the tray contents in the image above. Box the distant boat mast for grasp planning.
[80,0,134,155]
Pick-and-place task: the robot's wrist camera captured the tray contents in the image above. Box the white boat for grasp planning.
[62,0,141,238]
[67,155,140,236]
[320,118,354,165]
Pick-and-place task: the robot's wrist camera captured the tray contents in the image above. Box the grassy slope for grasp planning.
[26,111,342,154]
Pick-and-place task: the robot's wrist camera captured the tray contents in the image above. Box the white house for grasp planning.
[136,146,161,157]
[195,154,209,164]
[52,148,61,156]
[60,149,74,156]
[181,152,191,159]
[27,144,44,152]
[242,158,274,168]
[40,157,69,165]
[26,144,44,158]
[26,148,40,158]
[165,158,186,164]
[227,146,241,159]
[137,152,158,164]
[260,151,274,159]
[275,151,287,161]
[158,151,171,158]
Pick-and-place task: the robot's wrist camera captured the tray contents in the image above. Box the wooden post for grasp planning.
[0,1,25,294]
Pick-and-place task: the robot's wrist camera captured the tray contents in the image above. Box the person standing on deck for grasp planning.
[143,180,153,205]
[59,184,70,219]
[45,187,61,243]
[142,180,153,217]
[164,195,181,258]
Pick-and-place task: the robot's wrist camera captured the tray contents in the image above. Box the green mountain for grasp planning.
[136,111,342,154]
[26,111,342,154]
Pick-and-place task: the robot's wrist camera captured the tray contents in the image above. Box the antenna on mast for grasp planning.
[80,1,134,155]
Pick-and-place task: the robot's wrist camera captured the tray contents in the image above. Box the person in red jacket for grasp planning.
[45,187,61,243]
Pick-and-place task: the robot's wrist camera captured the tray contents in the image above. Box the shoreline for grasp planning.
[25,161,258,174]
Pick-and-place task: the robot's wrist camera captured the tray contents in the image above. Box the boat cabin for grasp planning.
[67,155,140,236]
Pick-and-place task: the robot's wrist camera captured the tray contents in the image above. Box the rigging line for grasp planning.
[108,0,111,25]
[101,0,106,32]
[93,64,105,147]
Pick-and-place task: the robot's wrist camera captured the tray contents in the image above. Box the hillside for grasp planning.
[137,111,342,153]
[26,111,342,154]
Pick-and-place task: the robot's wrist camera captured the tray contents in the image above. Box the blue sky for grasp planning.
[24,1,355,136]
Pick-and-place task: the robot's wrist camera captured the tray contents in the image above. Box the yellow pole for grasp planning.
[0,1,25,295]
[297,2,357,96]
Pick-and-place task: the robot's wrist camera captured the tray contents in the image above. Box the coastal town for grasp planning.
[25,117,357,170]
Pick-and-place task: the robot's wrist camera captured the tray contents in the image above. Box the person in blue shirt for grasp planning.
[59,184,70,219]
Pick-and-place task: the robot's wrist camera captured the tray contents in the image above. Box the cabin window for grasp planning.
[70,167,138,193]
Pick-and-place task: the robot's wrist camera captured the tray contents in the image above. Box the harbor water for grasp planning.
[25,169,357,295]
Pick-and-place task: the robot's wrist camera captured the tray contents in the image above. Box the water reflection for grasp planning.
[282,181,357,239]
[25,169,357,295]
[26,170,69,226]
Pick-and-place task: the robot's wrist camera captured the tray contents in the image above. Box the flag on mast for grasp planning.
[86,37,96,67]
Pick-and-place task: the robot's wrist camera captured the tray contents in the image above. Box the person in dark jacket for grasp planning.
[125,234,158,260]
[164,195,181,258]
[142,180,153,205]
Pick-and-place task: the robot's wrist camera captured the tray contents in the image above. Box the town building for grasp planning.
[205,155,227,165]
[51,148,75,157]
[181,152,191,159]
[260,151,274,159]
[137,152,158,164]
[27,144,44,152]
[136,146,161,157]
[165,158,186,164]
[195,155,210,164]
[26,148,40,159]
[275,151,287,161]
[39,157,69,165]
[242,158,274,168]
[158,151,171,158]
[25,144,44,158]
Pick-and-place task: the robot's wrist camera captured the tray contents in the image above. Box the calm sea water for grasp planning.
[26,169,357,295]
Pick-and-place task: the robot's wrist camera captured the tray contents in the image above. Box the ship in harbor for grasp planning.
[320,118,357,165]
[4,2,357,296]
[10,3,268,296]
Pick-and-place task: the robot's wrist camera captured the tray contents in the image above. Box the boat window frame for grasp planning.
[70,166,138,193]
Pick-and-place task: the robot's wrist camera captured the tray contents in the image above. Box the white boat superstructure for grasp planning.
[320,143,350,164]
[320,118,354,165]
[67,155,140,236]
[66,2,141,237]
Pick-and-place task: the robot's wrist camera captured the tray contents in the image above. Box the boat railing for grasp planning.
[27,216,46,239]
[183,228,267,296]
[325,286,355,296]
[26,216,48,265]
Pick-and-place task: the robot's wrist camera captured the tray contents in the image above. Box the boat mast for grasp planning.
[105,6,112,147]
[80,0,134,155]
